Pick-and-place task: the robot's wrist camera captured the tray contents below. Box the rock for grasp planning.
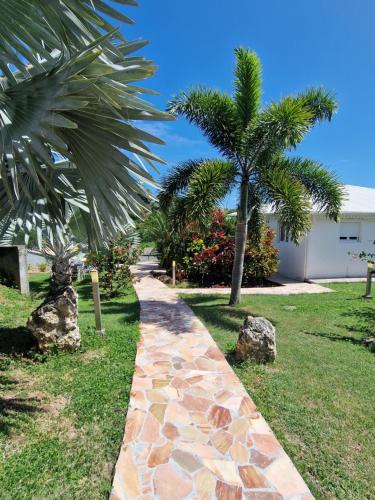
[27,285,80,352]
[236,315,276,363]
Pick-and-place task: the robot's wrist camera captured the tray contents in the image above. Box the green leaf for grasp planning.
[234,48,262,130]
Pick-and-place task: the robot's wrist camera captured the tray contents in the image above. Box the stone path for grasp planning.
[111,263,313,499]
[175,274,332,296]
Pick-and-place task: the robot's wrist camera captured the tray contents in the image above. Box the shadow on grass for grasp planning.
[100,304,139,324]
[0,372,42,436]
[224,348,247,368]
[303,330,364,346]
[340,305,375,337]
[74,281,92,300]
[29,277,50,298]
[0,327,36,356]
[183,295,282,336]
[0,365,42,436]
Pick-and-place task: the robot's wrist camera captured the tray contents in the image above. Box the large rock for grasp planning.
[27,285,80,352]
[236,315,276,363]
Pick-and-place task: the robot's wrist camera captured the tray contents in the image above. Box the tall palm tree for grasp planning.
[166,48,344,304]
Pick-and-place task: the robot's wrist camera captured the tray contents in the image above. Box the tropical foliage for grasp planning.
[180,210,278,286]
[0,0,170,248]
[86,231,140,298]
[140,202,188,268]
[143,206,278,286]
[165,48,344,303]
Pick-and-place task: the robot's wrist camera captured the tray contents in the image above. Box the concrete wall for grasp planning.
[305,216,375,279]
[0,246,29,294]
[267,216,307,280]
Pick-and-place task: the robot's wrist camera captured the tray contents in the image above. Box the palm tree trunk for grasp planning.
[49,246,73,298]
[27,243,80,352]
[229,179,249,305]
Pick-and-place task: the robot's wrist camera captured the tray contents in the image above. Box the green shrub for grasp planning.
[86,234,139,298]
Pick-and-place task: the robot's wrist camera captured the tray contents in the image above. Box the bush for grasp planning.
[183,230,278,286]
[243,228,279,284]
[178,209,279,286]
[86,234,139,298]
[38,263,48,272]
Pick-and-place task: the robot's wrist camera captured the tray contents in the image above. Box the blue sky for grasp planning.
[119,0,374,206]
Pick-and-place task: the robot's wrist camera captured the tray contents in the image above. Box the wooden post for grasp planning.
[364,262,373,299]
[172,260,176,287]
[90,269,105,335]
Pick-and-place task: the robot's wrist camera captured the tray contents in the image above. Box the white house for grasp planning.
[266,185,375,280]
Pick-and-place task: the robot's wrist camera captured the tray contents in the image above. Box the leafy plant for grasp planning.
[156,208,278,287]
[181,222,278,287]
[349,251,375,264]
[86,234,140,298]
[38,263,48,273]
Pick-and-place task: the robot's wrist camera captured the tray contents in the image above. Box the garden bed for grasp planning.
[183,283,375,499]
[0,274,139,499]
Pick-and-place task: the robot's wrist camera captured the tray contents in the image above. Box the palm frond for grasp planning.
[167,88,238,159]
[243,97,313,165]
[0,0,138,77]
[259,168,312,243]
[0,167,87,247]
[247,184,264,247]
[234,48,262,130]
[0,39,170,246]
[297,87,338,123]
[183,159,236,224]
[268,155,344,220]
[159,159,206,209]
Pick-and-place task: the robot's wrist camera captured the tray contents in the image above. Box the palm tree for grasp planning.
[0,0,170,350]
[0,0,170,248]
[166,48,343,304]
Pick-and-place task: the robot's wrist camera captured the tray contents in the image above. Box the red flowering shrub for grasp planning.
[179,209,279,286]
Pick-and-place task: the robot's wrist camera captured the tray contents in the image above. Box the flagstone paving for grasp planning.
[111,263,313,499]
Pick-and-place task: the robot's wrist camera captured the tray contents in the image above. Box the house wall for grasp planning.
[27,251,48,267]
[266,216,307,280]
[305,216,375,279]
[266,214,375,280]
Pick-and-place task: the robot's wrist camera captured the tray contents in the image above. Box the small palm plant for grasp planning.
[166,48,344,304]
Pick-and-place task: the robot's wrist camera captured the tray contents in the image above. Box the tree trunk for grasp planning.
[27,244,80,352]
[229,179,249,305]
[50,248,73,297]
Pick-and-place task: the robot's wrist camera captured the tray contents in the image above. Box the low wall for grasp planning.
[0,246,29,294]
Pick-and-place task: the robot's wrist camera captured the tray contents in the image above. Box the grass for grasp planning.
[184,283,375,500]
[167,279,200,289]
[0,273,139,499]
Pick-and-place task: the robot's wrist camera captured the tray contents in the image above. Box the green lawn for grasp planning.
[0,274,139,499]
[184,283,375,500]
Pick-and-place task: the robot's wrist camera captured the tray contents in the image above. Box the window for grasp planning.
[339,222,360,242]
[279,224,289,242]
